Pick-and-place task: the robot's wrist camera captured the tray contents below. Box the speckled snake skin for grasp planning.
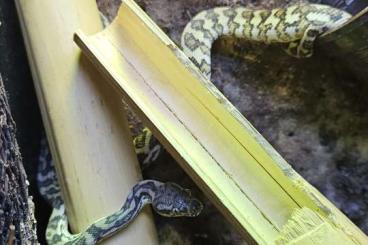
[181,3,351,78]
[37,137,203,245]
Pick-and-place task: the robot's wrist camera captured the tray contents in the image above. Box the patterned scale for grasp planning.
[181,4,351,78]
[37,136,202,244]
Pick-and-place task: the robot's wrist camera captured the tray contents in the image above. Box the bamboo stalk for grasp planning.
[75,0,368,244]
[15,0,158,244]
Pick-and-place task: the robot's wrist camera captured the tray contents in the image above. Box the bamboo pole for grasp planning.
[75,0,368,244]
[15,0,158,244]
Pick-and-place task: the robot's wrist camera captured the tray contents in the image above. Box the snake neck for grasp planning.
[63,180,162,245]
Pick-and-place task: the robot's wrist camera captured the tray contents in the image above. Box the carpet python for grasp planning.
[37,137,202,244]
[181,3,352,78]
[131,3,352,169]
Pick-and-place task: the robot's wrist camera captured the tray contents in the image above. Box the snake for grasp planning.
[37,136,203,244]
[130,3,352,167]
[136,3,352,165]
[181,3,352,79]
[38,3,352,244]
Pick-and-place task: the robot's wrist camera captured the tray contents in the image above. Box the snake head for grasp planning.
[153,182,203,218]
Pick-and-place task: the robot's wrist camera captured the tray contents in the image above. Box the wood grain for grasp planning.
[15,0,158,244]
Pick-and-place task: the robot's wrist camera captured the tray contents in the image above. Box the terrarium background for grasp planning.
[0,0,366,244]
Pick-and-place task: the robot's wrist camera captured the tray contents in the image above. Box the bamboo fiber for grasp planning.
[15,0,158,244]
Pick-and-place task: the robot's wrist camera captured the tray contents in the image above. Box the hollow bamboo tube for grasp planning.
[74,0,368,243]
[15,0,158,244]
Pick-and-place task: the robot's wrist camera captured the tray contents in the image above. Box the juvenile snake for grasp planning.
[37,138,202,244]
[39,3,352,244]
[133,3,352,169]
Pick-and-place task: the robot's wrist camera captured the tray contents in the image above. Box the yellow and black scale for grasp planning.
[181,4,351,78]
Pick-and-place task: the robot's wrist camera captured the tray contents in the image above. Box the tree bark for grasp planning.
[318,5,368,83]
[0,74,38,244]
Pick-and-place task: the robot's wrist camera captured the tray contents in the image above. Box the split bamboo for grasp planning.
[75,0,368,244]
[15,0,158,244]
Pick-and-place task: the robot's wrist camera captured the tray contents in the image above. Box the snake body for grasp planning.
[181,4,352,78]
[37,138,202,244]
[39,3,352,244]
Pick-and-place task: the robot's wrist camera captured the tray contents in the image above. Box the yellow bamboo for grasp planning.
[15,0,158,244]
[74,0,368,244]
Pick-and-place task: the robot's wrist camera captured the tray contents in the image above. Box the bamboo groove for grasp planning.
[15,0,158,244]
[75,0,368,244]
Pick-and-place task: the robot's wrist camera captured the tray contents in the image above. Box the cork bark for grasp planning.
[0,74,38,244]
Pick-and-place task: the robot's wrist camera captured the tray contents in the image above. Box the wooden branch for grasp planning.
[322,0,367,15]
[14,0,158,244]
[0,74,38,244]
[318,6,368,81]
[74,0,368,244]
